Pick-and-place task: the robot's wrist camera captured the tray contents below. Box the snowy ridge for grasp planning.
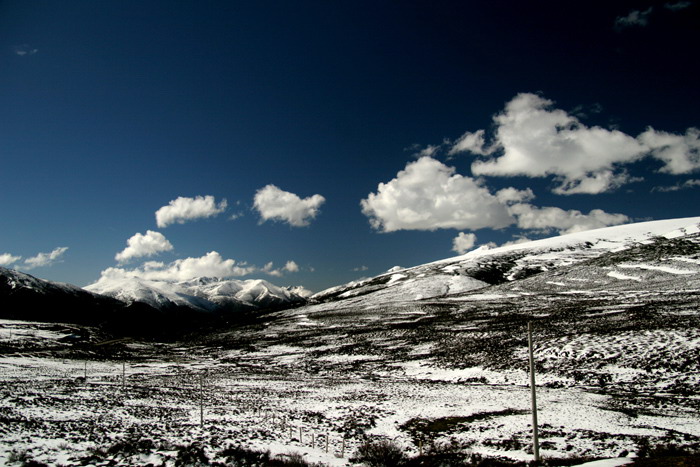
[311,216,700,304]
[84,275,307,312]
[1,266,101,299]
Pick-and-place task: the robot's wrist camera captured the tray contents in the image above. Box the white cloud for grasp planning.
[262,262,280,277]
[155,195,227,228]
[101,253,303,282]
[469,93,646,194]
[361,156,514,232]
[115,230,174,264]
[283,260,300,273]
[254,185,325,227]
[508,204,629,235]
[23,247,68,270]
[638,127,700,174]
[615,7,653,28]
[416,144,439,158]
[552,170,641,195]
[449,130,494,156]
[452,232,477,254]
[353,265,369,272]
[495,187,535,204]
[456,93,698,194]
[98,251,257,282]
[262,260,301,277]
[0,253,22,266]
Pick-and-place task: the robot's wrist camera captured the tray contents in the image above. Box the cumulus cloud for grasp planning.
[615,7,653,28]
[0,253,22,266]
[98,251,257,282]
[115,230,174,264]
[452,93,699,194]
[23,247,68,270]
[283,260,300,273]
[254,185,325,227]
[495,187,535,205]
[155,195,227,228]
[448,130,494,156]
[638,127,700,174]
[452,232,478,254]
[361,157,514,232]
[467,93,646,194]
[262,260,300,277]
[508,204,629,235]
[98,252,302,282]
[552,171,641,195]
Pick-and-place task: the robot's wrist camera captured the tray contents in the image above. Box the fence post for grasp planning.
[528,321,540,463]
[199,373,204,428]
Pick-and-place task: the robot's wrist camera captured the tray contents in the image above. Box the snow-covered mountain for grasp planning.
[84,276,308,312]
[311,216,700,306]
[3,216,699,334]
[0,266,153,326]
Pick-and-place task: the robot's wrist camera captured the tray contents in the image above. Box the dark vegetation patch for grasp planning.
[400,410,528,443]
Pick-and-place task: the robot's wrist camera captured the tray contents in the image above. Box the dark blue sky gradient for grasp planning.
[1,1,698,291]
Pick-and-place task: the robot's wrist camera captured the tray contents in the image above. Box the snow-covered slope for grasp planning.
[1,266,92,297]
[0,267,137,325]
[84,276,308,312]
[311,216,700,305]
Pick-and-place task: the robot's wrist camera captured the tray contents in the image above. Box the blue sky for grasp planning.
[1,1,698,292]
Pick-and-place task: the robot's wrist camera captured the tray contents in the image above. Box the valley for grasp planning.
[1,218,700,465]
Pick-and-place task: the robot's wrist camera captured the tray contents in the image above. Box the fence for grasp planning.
[2,357,361,459]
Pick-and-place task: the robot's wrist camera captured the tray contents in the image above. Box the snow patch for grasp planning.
[607,271,642,282]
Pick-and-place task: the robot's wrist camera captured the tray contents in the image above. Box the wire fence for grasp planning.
[1,358,363,459]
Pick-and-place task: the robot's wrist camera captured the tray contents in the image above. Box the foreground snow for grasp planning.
[1,314,698,465]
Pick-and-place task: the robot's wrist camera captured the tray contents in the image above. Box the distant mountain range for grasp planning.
[0,266,159,331]
[0,269,310,334]
[84,276,310,312]
[2,216,699,335]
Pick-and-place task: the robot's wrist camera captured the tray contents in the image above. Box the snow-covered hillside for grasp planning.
[2,266,93,297]
[3,217,700,464]
[84,275,308,312]
[0,267,133,325]
[311,216,700,306]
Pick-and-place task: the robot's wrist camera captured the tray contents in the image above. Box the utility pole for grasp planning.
[528,321,540,463]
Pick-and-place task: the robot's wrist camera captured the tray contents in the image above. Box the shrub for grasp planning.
[8,450,30,464]
[218,446,318,466]
[354,438,409,467]
[175,442,209,466]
